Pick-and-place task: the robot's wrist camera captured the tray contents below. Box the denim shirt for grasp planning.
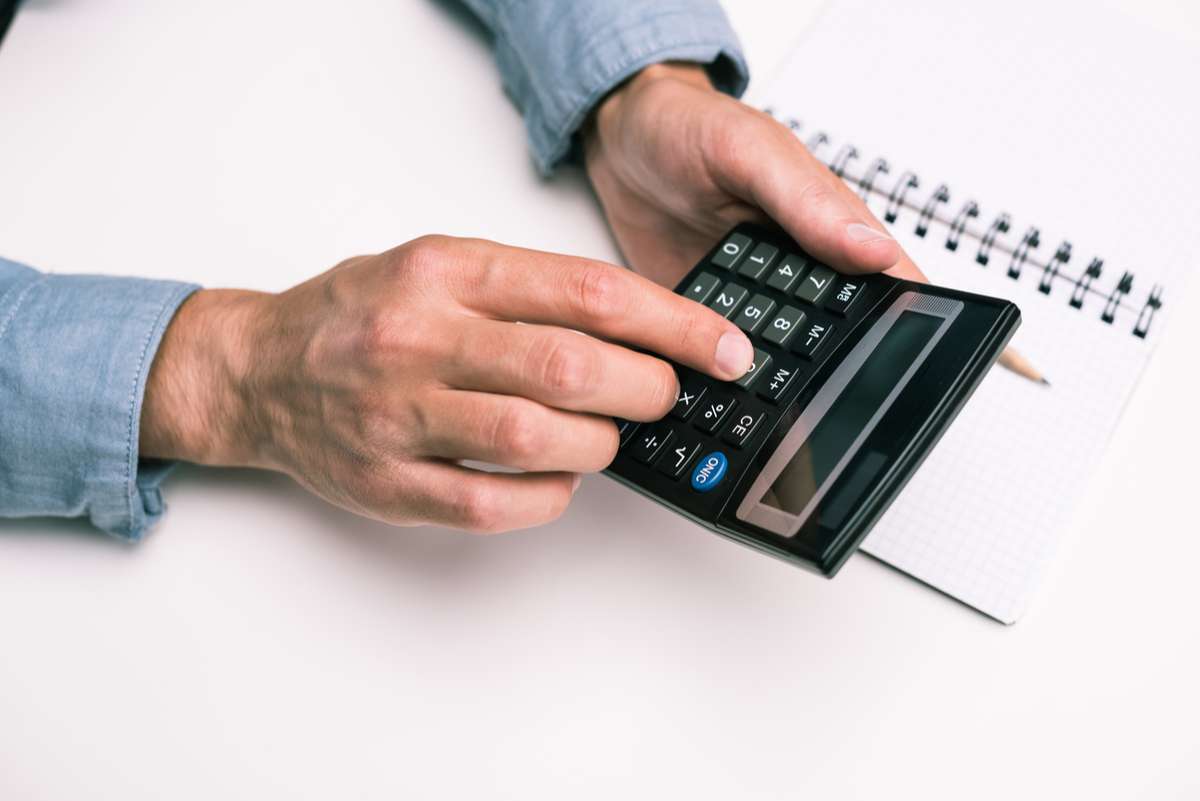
[0,1,748,540]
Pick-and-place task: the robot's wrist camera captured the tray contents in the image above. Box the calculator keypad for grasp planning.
[615,227,890,502]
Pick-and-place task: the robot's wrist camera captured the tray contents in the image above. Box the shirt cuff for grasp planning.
[0,259,200,541]
[494,2,750,174]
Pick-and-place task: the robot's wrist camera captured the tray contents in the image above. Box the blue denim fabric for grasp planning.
[461,0,748,173]
[0,258,199,539]
[0,1,748,541]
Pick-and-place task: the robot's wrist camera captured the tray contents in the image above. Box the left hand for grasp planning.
[584,62,927,289]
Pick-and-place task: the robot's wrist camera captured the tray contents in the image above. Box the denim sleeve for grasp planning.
[0,257,199,540]
[459,0,749,174]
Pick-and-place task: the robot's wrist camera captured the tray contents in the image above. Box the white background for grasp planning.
[1,1,1198,798]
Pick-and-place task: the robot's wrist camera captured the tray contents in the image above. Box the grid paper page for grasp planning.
[757,0,1200,622]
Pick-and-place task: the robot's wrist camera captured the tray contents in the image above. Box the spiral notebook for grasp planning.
[756,0,1200,622]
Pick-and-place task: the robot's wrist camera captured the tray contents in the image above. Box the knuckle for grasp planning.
[454,482,506,534]
[538,336,598,399]
[572,262,627,324]
[649,361,680,416]
[490,403,545,465]
[396,234,455,281]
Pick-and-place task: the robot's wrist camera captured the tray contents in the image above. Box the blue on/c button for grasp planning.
[690,451,729,492]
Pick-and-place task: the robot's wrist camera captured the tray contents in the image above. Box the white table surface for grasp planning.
[2,2,1198,798]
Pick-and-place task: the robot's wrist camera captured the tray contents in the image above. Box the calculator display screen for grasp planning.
[760,311,943,516]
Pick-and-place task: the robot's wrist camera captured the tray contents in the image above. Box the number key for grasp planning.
[766,254,807,293]
[710,233,752,270]
[707,282,749,319]
[737,242,778,280]
[733,293,776,334]
[735,348,772,389]
[761,304,806,347]
[796,264,837,304]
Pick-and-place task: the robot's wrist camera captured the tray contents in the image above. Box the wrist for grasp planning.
[139,287,274,467]
[584,61,714,164]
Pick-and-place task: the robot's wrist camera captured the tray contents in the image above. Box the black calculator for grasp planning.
[605,223,1020,577]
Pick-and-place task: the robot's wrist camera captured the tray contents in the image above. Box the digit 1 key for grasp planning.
[737,242,779,280]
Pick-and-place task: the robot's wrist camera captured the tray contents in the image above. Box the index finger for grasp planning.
[449,239,755,381]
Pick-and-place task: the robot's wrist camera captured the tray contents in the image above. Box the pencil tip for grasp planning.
[1040,378,1051,387]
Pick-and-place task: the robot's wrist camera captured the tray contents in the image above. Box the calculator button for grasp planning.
[632,426,674,464]
[710,233,752,270]
[690,451,729,493]
[721,410,767,448]
[766,254,808,293]
[757,362,802,404]
[669,378,708,421]
[694,395,737,434]
[734,349,771,389]
[737,242,779,280]
[707,283,749,319]
[681,271,722,305]
[794,320,836,360]
[760,305,806,347]
[733,294,777,334]
[826,278,865,316]
[615,418,640,447]
[656,437,702,479]
[795,264,837,304]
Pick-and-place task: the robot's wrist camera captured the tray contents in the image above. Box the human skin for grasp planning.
[138,62,921,534]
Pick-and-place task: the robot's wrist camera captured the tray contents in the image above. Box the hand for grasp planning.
[138,236,756,532]
[584,63,927,288]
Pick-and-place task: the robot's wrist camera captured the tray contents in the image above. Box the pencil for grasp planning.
[997,347,1049,385]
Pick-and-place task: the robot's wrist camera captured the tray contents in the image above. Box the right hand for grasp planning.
[139,235,756,533]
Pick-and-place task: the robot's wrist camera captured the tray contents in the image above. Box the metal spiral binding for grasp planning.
[1008,227,1040,279]
[859,158,890,200]
[976,213,1011,265]
[1039,242,1072,294]
[1102,273,1134,323]
[946,200,979,252]
[830,145,859,178]
[772,118,1162,337]
[1133,286,1163,338]
[885,171,919,223]
[1070,258,1104,309]
[915,184,949,238]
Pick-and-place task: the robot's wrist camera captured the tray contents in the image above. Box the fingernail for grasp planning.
[715,330,754,377]
[571,474,582,494]
[846,222,894,244]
